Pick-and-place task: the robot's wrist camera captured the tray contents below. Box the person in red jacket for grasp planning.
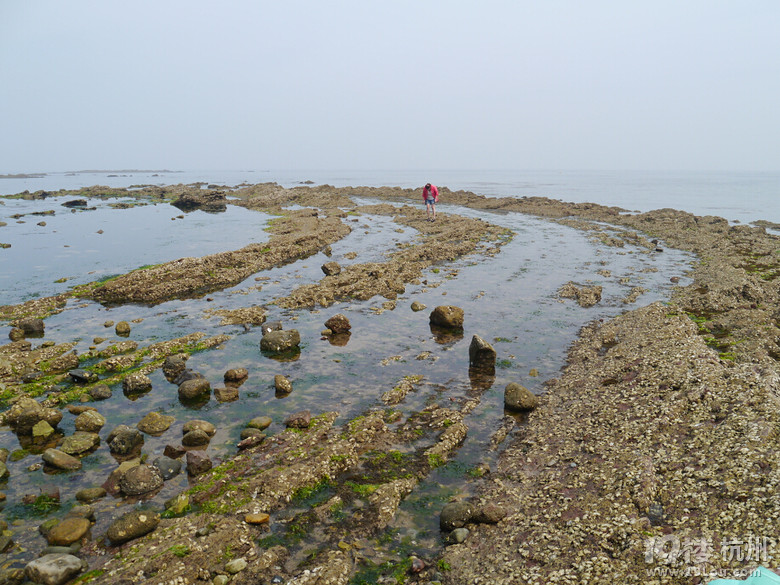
[422,183,439,221]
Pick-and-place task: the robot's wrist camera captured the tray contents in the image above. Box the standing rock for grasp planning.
[440,501,475,531]
[74,410,106,433]
[119,464,164,496]
[162,354,188,382]
[261,321,283,336]
[25,553,83,585]
[60,432,100,456]
[42,449,82,471]
[16,317,45,337]
[182,429,211,447]
[182,420,216,437]
[248,416,273,430]
[106,509,160,545]
[214,386,239,402]
[46,517,91,546]
[224,368,248,384]
[469,335,496,371]
[260,330,301,353]
[152,456,182,480]
[115,321,131,336]
[89,384,112,400]
[274,375,293,394]
[430,306,465,329]
[324,314,351,334]
[136,412,175,435]
[411,301,427,312]
[178,378,211,401]
[321,261,342,276]
[5,397,62,435]
[107,425,144,456]
[504,382,539,411]
[122,373,152,395]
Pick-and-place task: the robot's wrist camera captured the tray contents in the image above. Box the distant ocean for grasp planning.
[1,169,778,226]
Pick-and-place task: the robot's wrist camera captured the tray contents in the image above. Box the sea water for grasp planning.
[1,168,778,225]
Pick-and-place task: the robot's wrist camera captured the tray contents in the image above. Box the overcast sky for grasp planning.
[1,1,778,173]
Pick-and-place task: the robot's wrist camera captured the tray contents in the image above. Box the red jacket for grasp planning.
[422,185,439,202]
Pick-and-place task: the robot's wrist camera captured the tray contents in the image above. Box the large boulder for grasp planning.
[46,517,91,546]
[136,412,175,435]
[504,382,539,411]
[122,373,152,395]
[178,378,211,401]
[119,464,164,496]
[429,306,464,329]
[74,410,106,433]
[324,314,351,334]
[468,334,496,371]
[260,330,301,353]
[440,501,476,531]
[107,425,144,456]
[59,432,100,456]
[42,449,82,471]
[5,397,62,435]
[105,509,160,545]
[162,354,188,382]
[25,553,83,585]
[15,317,45,337]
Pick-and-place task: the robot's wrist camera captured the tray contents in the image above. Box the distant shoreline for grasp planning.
[0,170,179,179]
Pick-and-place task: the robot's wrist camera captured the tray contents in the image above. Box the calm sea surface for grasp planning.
[1,168,778,225]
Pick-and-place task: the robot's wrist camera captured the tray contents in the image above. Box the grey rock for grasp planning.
[105,509,160,545]
[181,429,211,447]
[122,373,152,394]
[119,464,164,496]
[152,456,182,480]
[468,334,496,371]
[25,553,83,585]
[88,384,112,400]
[182,419,216,436]
[136,411,175,435]
[17,317,45,337]
[324,314,351,334]
[440,501,475,531]
[260,329,301,353]
[74,410,106,433]
[429,305,465,329]
[115,321,131,336]
[247,416,272,430]
[5,396,62,435]
[42,449,82,471]
[60,431,100,456]
[224,367,248,383]
[261,321,283,336]
[274,375,292,394]
[504,382,539,411]
[214,386,239,402]
[107,425,144,455]
[178,378,211,400]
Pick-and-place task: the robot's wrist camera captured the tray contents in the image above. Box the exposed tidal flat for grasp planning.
[0,182,778,584]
